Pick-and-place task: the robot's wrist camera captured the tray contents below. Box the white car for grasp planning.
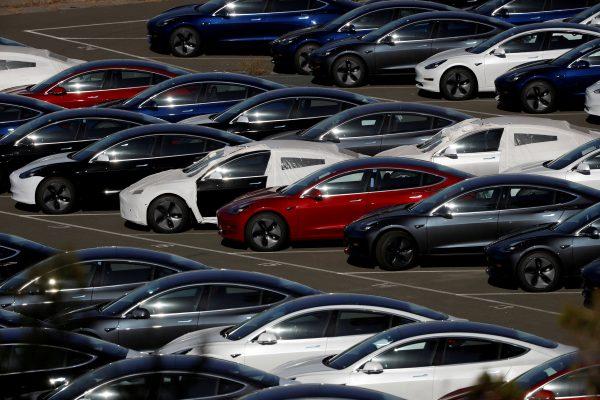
[158,293,452,372]
[378,117,598,176]
[415,23,600,100]
[0,45,82,91]
[272,321,576,400]
[585,80,600,117]
[507,137,600,189]
[120,140,359,232]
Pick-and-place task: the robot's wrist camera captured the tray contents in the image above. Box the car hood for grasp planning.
[159,325,229,354]
[46,303,104,325]
[274,25,326,42]
[126,168,190,191]
[230,186,286,204]
[179,114,216,125]
[272,355,334,379]
[588,80,600,92]
[490,225,559,248]
[423,47,474,64]
[16,152,75,172]
[150,3,207,22]
[314,37,367,55]
[501,60,558,80]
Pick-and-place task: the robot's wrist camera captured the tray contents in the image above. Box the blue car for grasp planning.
[147,0,358,57]
[0,94,63,136]
[0,37,25,46]
[475,0,596,25]
[111,73,285,122]
[271,0,456,74]
[495,38,600,113]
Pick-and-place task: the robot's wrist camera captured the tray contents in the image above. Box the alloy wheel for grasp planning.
[336,59,362,86]
[525,85,552,112]
[173,29,198,56]
[42,183,72,212]
[154,199,184,231]
[383,237,415,268]
[445,71,472,99]
[523,256,556,290]
[251,218,282,250]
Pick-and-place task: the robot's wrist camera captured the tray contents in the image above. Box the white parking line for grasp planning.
[0,209,561,316]
[30,19,148,31]
[61,37,149,40]
[464,291,581,296]
[345,270,485,274]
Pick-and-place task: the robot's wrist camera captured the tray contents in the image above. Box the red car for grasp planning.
[217,157,472,251]
[440,352,598,400]
[9,59,188,108]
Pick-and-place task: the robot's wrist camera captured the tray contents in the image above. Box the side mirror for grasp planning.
[571,60,590,70]
[531,389,556,400]
[581,226,600,239]
[381,35,395,46]
[207,170,223,181]
[361,361,384,375]
[322,132,340,143]
[95,153,110,163]
[340,23,356,33]
[304,188,323,201]
[257,332,278,345]
[143,100,158,110]
[49,86,66,96]
[491,48,506,58]
[494,8,509,17]
[435,205,453,219]
[443,146,458,159]
[575,162,591,175]
[128,307,150,319]
[236,114,250,124]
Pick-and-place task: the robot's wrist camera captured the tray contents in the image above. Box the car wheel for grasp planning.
[148,196,190,233]
[517,251,562,292]
[170,27,201,57]
[245,212,288,252]
[521,81,556,114]
[375,231,418,270]
[332,55,366,87]
[36,177,76,214]
[441,68,477,100]
[294,43,319,75]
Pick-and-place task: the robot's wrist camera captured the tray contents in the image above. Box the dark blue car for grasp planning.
[475,0,597,25]
[147,0,358,57]
[112,73,285,122]
[564,3,600,24]
[495,38,600,113]
[0,94,63,136]
[271,0,456,74]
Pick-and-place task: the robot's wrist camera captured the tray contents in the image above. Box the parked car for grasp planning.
[0,309,49,328]
[271,0,457,74]
[147,0,358,57]
[109,72,285,122]
[240,384,406,400]
[307,11,513,87]
[0,246,210,319]
[0,108,164,189]
[379,117,598,176]
[160,293,450,371]
[0,93,63,137]
[47,270,320,350]
[0,233,60,282]
[495,38,600,113]
[9,124,250,214]
[44,355,292,400]
[486,202,600,291]
[506,137,600,190]
[281,102,472,155]
[345,174,600,270]
[7,59,188,108]
[218,157,471,251]
[0,45,82,91]
[582,259,600,307]
[584,79,600,117]
[0,327,139,399]
[272,321,575,400]
[0,37,25,46]
[474,0,594,25]
[563,3,600,26]
[120,140,359,234]
[416,23,600,100]
[180,87,377,139]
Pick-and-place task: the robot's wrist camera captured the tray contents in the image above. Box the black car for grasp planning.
[240,384,404,400]
[10,124,251,214]
[0,108,164,189]
[182,87,377,140]
[308,11,513,87]
[47,270,320,351]
[486,202,600,292]
[0,93,63,137]
[0,247,210,319]
[277,102,472,155]
[345,174,600,270]
[44,355,290,400]
[0,233,60,282]
[0,327,137,399]
[0,309,49,328]
[582,258,600,307]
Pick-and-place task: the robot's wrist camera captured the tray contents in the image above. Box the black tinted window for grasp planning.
[79,374,154,400]
[82,119,136,140]
[28,120,80,144]
[272,311,331,340]
[0,344,92,374]
[547,32,590,51]
[229,0,267,13]
[389,22,433,42]
[316,170,370,195]
[0,104,38,122]
[436,21,478,38]
[505,187,572,209]
[159,135,207,157]
[352,9,394,30]
[453,129,502,154]
[101,262,153,286]
[582,49,600,66]
[334,311,410,337]
[500,33,544,53]
[389,113,432,133]
[154,267,177,279]
[376,169,439,191]
[142,287,203,315]
[440,338,501,365]
[111,70,153,89]
[245,99,294,123]
[329,114,385,139]
[215,152,270,179]
[514,133,557,146]
[542,367,600,398]
[0,60,35,70]
[446,187,502,213]
[585,152,600,169]
[269,0,310,12]
[501,0,546,13]
[297,98,344,119]
[63,71,107,93]
[207,285,263,310]
[281,157,325,170]
[372,340,438,369]
[153,84,203,107]
[107,136,156,161]
[0,246,17,261]
[204,83,249,102]
[33,262,96,292]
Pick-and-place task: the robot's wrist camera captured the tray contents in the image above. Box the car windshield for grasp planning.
[326,329,399,370]
[69,137,113,161]
[182,148,227,175]
[280,165,341,196]
[409,181,466,213]
[225,301,296,340]
[551,42,596,66]
[553,203,600,234]
[323,6,369,30]
[512,352,579,390]
[0,253,71,293]
[416,130,446,153]
[468,27,517,54]
[362,21,397,42]
[545,138,600,170]
[29,63,84,92]
[100,279,166,315]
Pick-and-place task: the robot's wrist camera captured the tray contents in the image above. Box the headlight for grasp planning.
[131,189,144,195]
[232,204,250,214]
[508,74,523,82]
[504,242,521,252]
[424,59,447,70]
[158,18,175,27]
[19,167,44,179]
[359,221,379,232]
[594,88,600,94]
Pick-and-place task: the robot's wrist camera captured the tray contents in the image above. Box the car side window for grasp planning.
[499,0,546,13]
[78,374,155,400]
[81,119,137,141]
[546,32,590,51]
[351,9,395,30]
[228,0,267,14]
[439,338,502,365]
[513,133,557,146]
[436,21,478,39]
[212,151,271,179]
[452,129,502,154]
[244,99,295,123]
[315,170,371,196]
[100,262,154,286]
[30,262,97,292]
[398,8,429,18]
[271,311,331,340]
[62,71,107,93]
[106,136,156,161]
[388,113,432,133]
[154,266,177,279]
[0,246,17,261]
[269,0,311,12]
[0,104,39,122]
[206,285,264,310]
[327,114,385,139]
[540,366,600,398]
[549,0,586,9]
[333,311,413,337]
[27,120,81,144]
[0,60,36,70]
[388,22,433,43]
[159,135,208,157]
[371,339,439,370]
[281,157,325,170]
[142,287,203,315]
[204,83,249,103]
[376,169,443,191]
[152,83,204,107]
[581,49,600,66]
[110,70,154,89]
[499,33,544,54]
[504,187,575,209]
[157,373,245,398]
[0,344,94,374]
[445,187,502,213]
[296,98,345,119]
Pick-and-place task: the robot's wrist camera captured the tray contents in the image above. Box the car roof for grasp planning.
[378,10,514,31]
[354,0,455,12]
[57,58,189,75]
[0,93,63,113]
[231,87,375,108]
[239,384,406,400]
[0,233,60,255]
[504,22,600,35]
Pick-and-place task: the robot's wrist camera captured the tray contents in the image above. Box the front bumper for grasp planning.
[119,191,148,226]
[415,67,439,93]
[216,209,245,243]
[584,89,600,117]
[344,231,372,259]
[9,171,42,205]
[308,56,331,79]
[485,249,517,281]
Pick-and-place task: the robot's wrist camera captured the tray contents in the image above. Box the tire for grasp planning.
[440,67,477,100]
[521,80,556,114]
[170,27,201,57]
[36,177,76,214]
[332,55,366,87]
[148,195,191,233]
[517,251,562,292]
[375,231,418,271]
[245,212,288,252]
[294,43,319,75]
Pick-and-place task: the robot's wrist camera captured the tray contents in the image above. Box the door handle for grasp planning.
[87,95,99,99]
[412,374,428,378]
[349,199,363,203]
[251,18,262,21]
[409,194,423,200]
[273,125,287,129]
[249,181,262,186]
[135,164,149,168]
[60,147,73,151]
[71,295,86,299]
[483,156,496,160]
[178,319,193,323]
[305,345,321,348]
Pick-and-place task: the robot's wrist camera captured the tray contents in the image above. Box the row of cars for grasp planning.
[0,234,596,399]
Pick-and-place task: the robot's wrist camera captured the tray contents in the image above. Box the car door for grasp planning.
[371,168,446,210]
[196,151,271,218]
[295,169,373,240]
[374,21,435,74]
[323,113,386,155]
[15,119,82,167]
[153,134,213,172]
[571,218,600,269]
[494,0,547,25]
[53,70,110,108]
[431,20,484,56]
[432,129,503,176]
[565,150,600,189]
[106,69,156,103]
[426,186,502,254]
[91,261,158,304]
[563,48,600,97]
[231,98,296,139]
[242,310,332,371]
[211,0,271,47]
[380,113,444,151]
[350,338,439,399]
